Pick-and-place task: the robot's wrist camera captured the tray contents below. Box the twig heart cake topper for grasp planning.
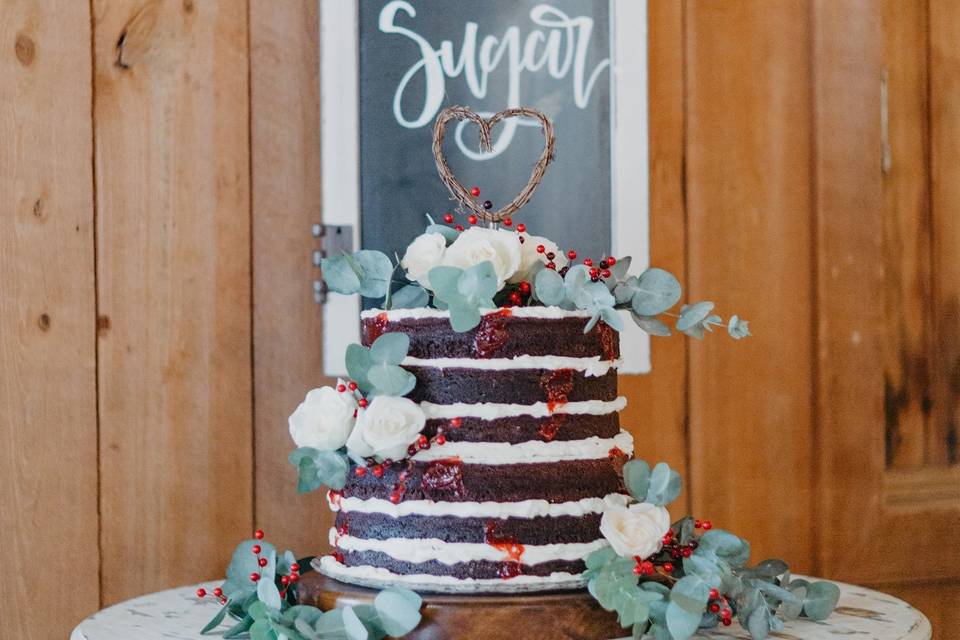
[432,106,556,224]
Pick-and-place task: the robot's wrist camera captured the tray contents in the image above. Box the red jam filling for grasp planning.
[474,309,511,358]
[542,368,574,412]
[421,458,464,498]
[364,311,389,344]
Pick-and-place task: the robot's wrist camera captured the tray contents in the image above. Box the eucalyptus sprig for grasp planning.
[201,535,423,639]
[534,258,751,339]
[427,261,498,331]
[585,459,838,640]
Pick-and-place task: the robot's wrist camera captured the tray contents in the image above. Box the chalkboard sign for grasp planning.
[319,0,650,374]
[359,0,613,266]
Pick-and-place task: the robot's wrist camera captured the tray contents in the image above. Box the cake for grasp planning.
[317,306,633,592]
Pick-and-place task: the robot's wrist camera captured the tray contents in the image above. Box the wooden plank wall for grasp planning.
[1,2,958,638]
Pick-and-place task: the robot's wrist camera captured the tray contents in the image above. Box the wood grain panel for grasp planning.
[250,0,330,554]
[881,0,933,470]
[93,0,253,604]
[929,0,960,467]
[880,579,960,640]
[684,0,815,570]
[618,0,688,504]
[0,1,100,635]
[813,0,960,583]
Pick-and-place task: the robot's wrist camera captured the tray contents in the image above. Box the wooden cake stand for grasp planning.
[297,571,624,640]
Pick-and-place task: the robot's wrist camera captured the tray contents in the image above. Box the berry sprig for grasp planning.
[194,529,302,607]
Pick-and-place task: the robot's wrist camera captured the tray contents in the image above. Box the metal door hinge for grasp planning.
[312,223,354,304]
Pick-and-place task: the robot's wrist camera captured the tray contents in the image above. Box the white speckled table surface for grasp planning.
[71,577,932,640]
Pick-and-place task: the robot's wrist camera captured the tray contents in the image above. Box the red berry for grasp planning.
[219,596,227,605]
[709,603,721,613]
[545,251,555,260]
[601,269,612,278]
[358,398,368,408]
[671,549,682,559]
[389,491,401,504]
[516,223,526,233]
[694,519,702,529]
[482,200,492,210]
[196,588,207,598]
[546,262,556,270]
[435,435,446,445]
[608,256,617,266]
[468,214,478,224]
[250,572,261,582]
[455,224,465,231]
[589,267,600,278]
[502,217,512,227]
[348,381,358,391]
[443,213,454,223]
[536,244,546,254]
[288,573,299,583]
[252,544,261,554]
[372,464,384,478]
[337,383,346,392]
[254,529,265,540]
[722,618,732,627]
[702,520,713,530]
[664,562,675,572]
[355,466,367,477]
[709,588,720,600]
[633,564,643,575]
[508,292,522,305]
[682,547,693,558]
[451,417,462,428]
[519,281,531,295]
[418,434,428,447]
[280,575,289,586]
[408,444,417,456]
[599,259,609,269]
[258,557,268,568]
[290,563,300,572]
[213,587,223,597]
[583,257,593,266]
[471,186,480,197]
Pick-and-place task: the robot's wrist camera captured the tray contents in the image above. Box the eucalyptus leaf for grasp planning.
[201,605,229,634]
[780,585,807,620]
[610,255,632,281]
[342,606,369,640]
[448,302,483,332]
[677,301,715,331]
[728,314,752,339]
[352,250,393,298]
[458,261,498,302]
[584,311,601,333]
[345,343,372,391]
[374,589,423,636]
[534,267,565,305]
[257,577,282,611]
[599,306,624,331]
[665,600,701,640]
[803,581,840,621]
[670,575,710,613]
[622,459,651,501]
[631,313,673,336]
[224,540,277,599]
[746,604,771,640]
[222,614,254,639]
[390,284,429,309]
[367,364,416,397]
[646,462,682,506]
[321,255,362,295]
[632,268,682,316]
[586,546,618,571]
[425,224,461,244]
[368,332,408,365]
[427,266,463,298]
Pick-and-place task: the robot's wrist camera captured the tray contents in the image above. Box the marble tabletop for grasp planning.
[71,577,932,640]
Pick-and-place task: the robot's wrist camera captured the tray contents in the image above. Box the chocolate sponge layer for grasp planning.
[362,314,620,360]
[342,459,622,504]
[422,413,620,443]
[335,512,604,545]
[339,550,586,579]
[404,367,617,404]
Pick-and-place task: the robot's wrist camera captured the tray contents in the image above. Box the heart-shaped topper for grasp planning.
[432,106,556,224]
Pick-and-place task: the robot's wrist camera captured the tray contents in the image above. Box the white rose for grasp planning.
[346,396,426,462]
[288,382,357,451]
[509,234,569,284]
[441,227,521,290]
[600,502,671,559]
[401,232,446,288]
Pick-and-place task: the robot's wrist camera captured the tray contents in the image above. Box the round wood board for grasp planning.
[296,571,624,640]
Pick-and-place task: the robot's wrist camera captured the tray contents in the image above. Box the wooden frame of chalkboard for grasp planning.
[319,0,649,375]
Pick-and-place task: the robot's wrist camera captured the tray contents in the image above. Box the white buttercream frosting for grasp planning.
[330,492,630,518]
[420,397,626,420]
[360,307,594,321]
[403,355,620,376]
[330,529,609,565]
[410,431,633,464]
[316,555,588,593]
